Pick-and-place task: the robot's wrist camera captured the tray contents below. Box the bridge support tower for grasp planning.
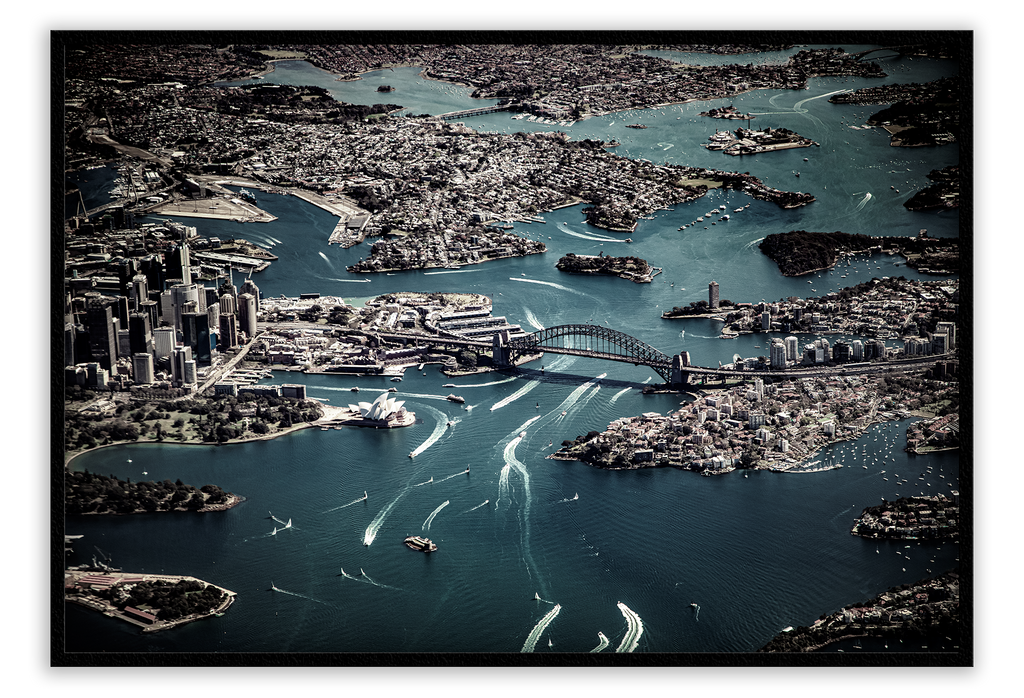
[492,330,511,368]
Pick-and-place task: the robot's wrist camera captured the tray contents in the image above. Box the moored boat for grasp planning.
[446,394,466,403]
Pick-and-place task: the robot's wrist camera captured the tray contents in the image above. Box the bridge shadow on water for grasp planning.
[501,366,658,391]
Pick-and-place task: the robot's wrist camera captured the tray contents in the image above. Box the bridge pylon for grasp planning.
[492,330,511,368]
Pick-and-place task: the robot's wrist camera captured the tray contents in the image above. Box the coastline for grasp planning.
[64,421,319,468]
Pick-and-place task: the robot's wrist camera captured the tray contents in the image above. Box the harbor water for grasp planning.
[64,49,962,654]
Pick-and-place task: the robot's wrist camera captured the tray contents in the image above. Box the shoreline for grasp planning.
[64,422,319,468]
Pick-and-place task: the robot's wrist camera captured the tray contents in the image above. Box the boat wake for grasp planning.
[508,277,588,296]
[339,567,402,591]
[321,494,367,514]
[317,251,334,268]
[496,463,513,512]
[521,603,562,653]
[434,468,470,484]
[463,499,490,513]
[270,583,339,610]
[450,376,517,388]
[413,477,434,487]
[557,226,625,243]
[609,387,632,404]
[615,602,644,653]
[408,404,448,458]
[423,269,481,275]
[363,496,402,547]
[524,307,545,331]
[326,277,372,283]
[855,191,873,211]
[590,632,611,653]
[422,500,450,530]
[490,380,541,411]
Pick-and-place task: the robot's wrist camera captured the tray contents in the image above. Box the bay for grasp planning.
[63,48,963,656]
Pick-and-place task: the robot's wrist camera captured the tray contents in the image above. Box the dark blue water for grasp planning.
[64,49,962,655]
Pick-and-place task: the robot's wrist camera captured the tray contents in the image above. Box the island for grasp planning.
[758,571,960,652]
[555,252,658,283]
[699,105,755,120]
[704,126,818,156]
[65,569,236,633]
[758,230,959,277]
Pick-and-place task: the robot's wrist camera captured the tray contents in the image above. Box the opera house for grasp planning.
[345,392,415,428]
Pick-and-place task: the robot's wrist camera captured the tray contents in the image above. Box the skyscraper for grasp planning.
[709,281,719,309]
[240,279,261,313]
[237,292,257,340]
[86,297,118,375]
[132,352,155,385]
[219,313,238,350]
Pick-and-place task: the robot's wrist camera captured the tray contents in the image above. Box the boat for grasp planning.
[404,536,437,553]
[519,431,526,438]
[388,387,398,393]
[391,376,402,382]
[625,238,632,243]
[446,394,466,404]
[351,387,359,392]
[443,384,456,388]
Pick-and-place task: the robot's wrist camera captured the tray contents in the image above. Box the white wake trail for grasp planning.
[423,269,481,275]
[363,497,402,546]
[422,500,450,530]
[615,602,644,653]
[590,632,611,653]
[855,192,873,211]
[521,604,562,653]
[318,251,334,267]
[450,376,517,388]
[322,495,366,514]
[408,404,448,458]
[524,308,545,331]
[609,387,632,404]
[464,500,489,513]
[496,464,512,511]
[508,277,588,297]
[490,380,540,411]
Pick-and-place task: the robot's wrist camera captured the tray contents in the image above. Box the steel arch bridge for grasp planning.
[505,324,675,381]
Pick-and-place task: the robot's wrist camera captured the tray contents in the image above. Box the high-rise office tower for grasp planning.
[153,327,176,359]
[219,293,237,316]
[219,313,238,350]
[240,279,261,313]
[132,352,155,384]
[237,293,257,340]
[171,345,193,386]
[709,281,719,309]
[128,312,152,356]
[130,274,148,312]
[86,297,118,375]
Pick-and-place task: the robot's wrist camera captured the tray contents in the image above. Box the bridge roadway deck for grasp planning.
[374,329,951,381]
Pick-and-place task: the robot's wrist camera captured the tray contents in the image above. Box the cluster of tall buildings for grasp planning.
[64,223,260,393]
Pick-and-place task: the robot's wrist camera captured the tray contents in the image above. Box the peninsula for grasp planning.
[65,569,236,633]
[903,165,959,211]
[850,494,958,541]
[65,469,241,515]
[759,570,960,652]
[758,230,959,277]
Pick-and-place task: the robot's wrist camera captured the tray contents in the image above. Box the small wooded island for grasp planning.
[758,230,959,277]
[851,495,958,541]
[555,252,657,283]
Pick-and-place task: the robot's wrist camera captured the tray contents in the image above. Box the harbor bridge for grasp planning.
[378,323,951,386]
[849,45,923,61]
[502,324,677,381]
[437,105,512,121]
